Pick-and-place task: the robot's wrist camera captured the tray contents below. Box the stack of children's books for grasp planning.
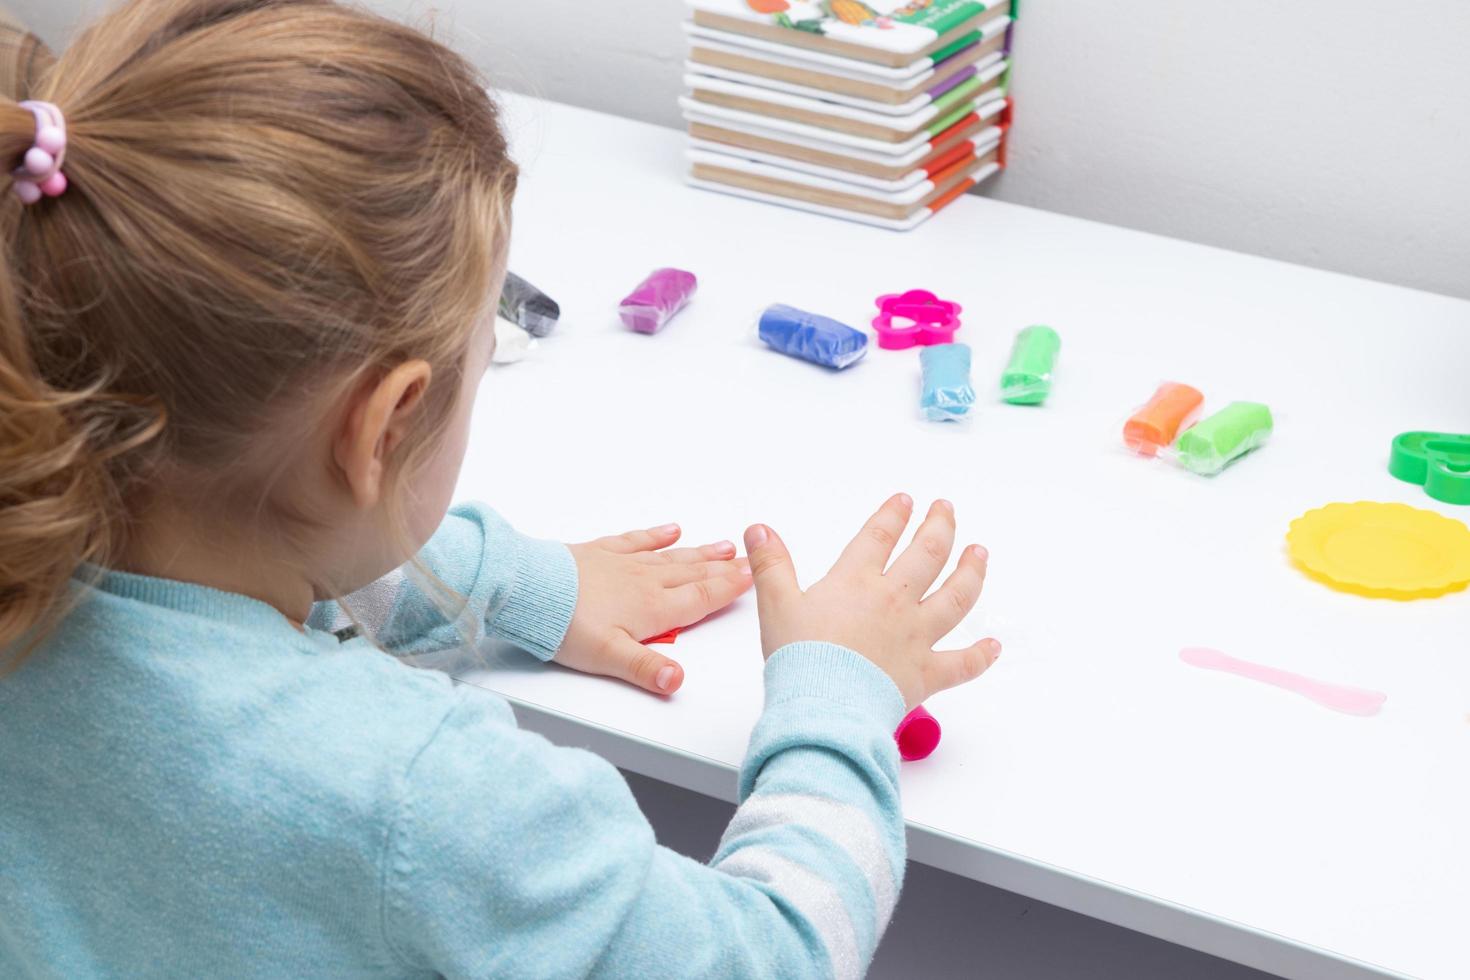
[681,0,1014,230]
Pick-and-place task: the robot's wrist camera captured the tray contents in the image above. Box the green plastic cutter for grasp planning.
[1389,431,1470,505]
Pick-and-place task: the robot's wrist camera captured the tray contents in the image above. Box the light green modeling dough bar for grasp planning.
[1176,402,1273,475]
[999,325,1059,405]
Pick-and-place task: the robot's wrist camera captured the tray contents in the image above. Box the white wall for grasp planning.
[20,1,1470,300]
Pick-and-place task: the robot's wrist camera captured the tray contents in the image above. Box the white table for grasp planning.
[455,93,1470,980]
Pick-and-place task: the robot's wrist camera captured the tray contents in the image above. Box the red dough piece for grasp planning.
[894,705,942,761]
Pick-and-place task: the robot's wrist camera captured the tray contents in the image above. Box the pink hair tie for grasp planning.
[12,101,67,204]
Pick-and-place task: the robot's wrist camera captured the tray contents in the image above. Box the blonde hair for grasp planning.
[0,0,517,660]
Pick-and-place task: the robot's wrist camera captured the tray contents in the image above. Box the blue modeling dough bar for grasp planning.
[758,304,868,369]
[919,343,975,421]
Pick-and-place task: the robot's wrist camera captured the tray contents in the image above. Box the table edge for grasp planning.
[459,676,1407,980]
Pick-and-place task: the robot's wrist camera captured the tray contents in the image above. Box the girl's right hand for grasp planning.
[744,494,999,710]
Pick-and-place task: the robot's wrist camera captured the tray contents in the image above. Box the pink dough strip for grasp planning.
[1179,648,1386,717]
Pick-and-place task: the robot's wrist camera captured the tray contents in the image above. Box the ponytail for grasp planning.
[0,240,108,660]
[0,101,162,664]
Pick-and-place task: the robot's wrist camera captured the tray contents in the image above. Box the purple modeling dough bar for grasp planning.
[619,267,697,335]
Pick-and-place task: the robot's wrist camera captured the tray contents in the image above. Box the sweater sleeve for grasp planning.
[382,643,908,980]
[307,502,578,662]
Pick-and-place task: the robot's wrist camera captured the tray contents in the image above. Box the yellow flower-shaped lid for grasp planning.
[1287,502,1470,599]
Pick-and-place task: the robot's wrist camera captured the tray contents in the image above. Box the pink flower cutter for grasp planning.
[871,289,962,350]
[894,704,942,761]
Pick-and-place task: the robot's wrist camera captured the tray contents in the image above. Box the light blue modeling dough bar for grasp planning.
[920,342,974,421]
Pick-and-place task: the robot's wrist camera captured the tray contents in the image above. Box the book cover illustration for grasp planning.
[748,0,974,33]
[693,0,993,53]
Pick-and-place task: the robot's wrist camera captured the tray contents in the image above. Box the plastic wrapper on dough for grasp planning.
[619,268,698,334]
[919,342,975,422]
[999,325,1060,405]
[757,304,868,369]
[499,271,560,337]
[1175,401,1273,475]
[1123,382,1204,456]
[491,315,537,364]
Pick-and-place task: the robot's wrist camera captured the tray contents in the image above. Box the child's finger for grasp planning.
[602,630,685,695]
[920,544,989,637]
[644,541,737,565]
[886,499,956,594]
[834,494,913,574]
[920,638,1001,700]
[594,523,682,554]
[745,524,799,621]
[660,558,749,587]
[669,565,754,624]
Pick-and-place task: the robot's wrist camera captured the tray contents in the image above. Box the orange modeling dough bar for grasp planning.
[1124,382,1204,456]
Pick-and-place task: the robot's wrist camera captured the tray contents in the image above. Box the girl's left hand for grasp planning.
[559,524,752,695]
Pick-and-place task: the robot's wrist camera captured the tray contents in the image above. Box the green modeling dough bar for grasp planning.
[1389,431,1470,505]
[1176,402,1273,475]
[1000,325,1060,405]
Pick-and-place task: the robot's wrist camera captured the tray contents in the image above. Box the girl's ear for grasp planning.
[334,360,433,510]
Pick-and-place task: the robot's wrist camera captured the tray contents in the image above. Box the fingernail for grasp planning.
[971,545,989,560]
[745,525,769,549]
[936,498,953,514]
[985,638,1002,658]
[656,523,679,535]
[655,665,677,691]
[897,493,913,508]
[712,540,736,556]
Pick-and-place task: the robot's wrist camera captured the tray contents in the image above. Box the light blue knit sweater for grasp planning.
[0,503,908,978]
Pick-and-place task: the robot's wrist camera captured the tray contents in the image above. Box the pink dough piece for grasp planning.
[619,267,697,334]
[1179,648,1386,717]
[894,705,942,760]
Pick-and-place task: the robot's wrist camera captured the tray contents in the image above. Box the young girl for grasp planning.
[0,1,999,976]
